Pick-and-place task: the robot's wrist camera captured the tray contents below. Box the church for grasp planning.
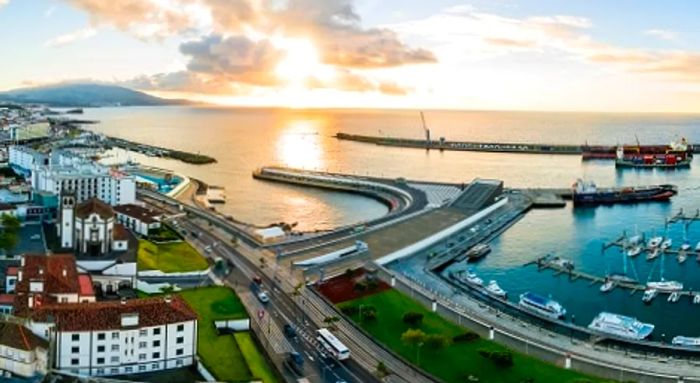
[57,193,137,295]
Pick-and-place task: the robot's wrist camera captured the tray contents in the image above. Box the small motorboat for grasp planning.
[464,270,484,287]
[695,241,700,252]
[647,248,660,261]
[678,252,688,264]
[694,294,700,305]
[647,280,683,292]
[681,241,692,251]
[661,238,673,250]
[642,289,658,304]
[485,280,507,299]
[668,292,681,303]
[600,280,615,293]
[673,336,700,347]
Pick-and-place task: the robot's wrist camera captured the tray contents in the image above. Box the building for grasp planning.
[10,147,137,206]
[9,254,96,311]
[57,196,137,293]
[59,196,129,256]
[0,321,48,378]
[29,296,197,377]
[114,204,162,236]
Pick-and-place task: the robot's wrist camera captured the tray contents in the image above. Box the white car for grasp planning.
[257,291,270,303]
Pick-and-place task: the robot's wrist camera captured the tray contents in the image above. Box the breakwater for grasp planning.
[336,132,700,156]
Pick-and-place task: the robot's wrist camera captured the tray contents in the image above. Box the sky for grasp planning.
[1,0,700,112]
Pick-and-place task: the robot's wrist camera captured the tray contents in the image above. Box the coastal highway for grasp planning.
[140,191,437,383]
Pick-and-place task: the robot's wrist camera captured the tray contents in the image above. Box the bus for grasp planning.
[316,328,350,361]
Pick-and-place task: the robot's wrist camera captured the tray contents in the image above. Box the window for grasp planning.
[139,329,147,336]
[110,356,119,363]
[110,368,119,374]
[111,344,119,351]
[176,348,184,356]
[71,346,79,353]
[152,340,160,347]
[71,358,79,366]
[71,334,79,341]
[153,328,161,335]
[96,357,104,365]
[151,363,159,370]
[177,324,184,332]
[96,368,105,375]
[138,341,146,348]
[152,352,160,359]
[97,345,105,353]
[176,359,183,366]
[139,353,146,361]
[112,332,119,339]
[138,365,147,372]
[176,336,184,344]
[125,366,133,373]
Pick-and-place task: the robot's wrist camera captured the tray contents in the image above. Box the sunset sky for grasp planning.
[1,1,700,112]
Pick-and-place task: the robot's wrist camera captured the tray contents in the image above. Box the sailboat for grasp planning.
[602,247,638,294]
[646,251,683,292]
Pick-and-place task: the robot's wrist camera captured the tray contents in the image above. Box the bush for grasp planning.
[478,348,514,368]
[424,334,450,349]
[361,310,377,321]
[402,312,424,327]
[452,332,480,343]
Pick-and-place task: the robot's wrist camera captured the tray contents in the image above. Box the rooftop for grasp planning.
[75,197,114,220]
[114,203,161,224]
[0,321,48,351]
[31,296,198,332]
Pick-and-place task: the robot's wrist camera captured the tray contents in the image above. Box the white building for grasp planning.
[9,147,137,206]
[114,204,162,236]
[28,296,198,377]
[0,321,49,379]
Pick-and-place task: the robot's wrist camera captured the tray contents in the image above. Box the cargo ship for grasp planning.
[614,139,692,168]
[572,179,677,205]
[582,139,693,162]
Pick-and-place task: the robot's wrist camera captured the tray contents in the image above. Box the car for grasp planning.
[283,324,297,338]
[30,234,41,241]
[204,245,213,253]
[257,291,270,303]
[252,276,263,285]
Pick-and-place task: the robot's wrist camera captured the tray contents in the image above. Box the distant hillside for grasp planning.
[0,83,191,107]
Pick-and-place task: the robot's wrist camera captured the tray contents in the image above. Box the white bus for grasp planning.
[316,328,350,360]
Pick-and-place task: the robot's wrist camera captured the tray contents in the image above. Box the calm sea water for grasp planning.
[83,106,700,337]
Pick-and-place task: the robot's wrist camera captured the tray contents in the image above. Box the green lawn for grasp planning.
[339,289,607,383]
[179,287,278,383]
[138,239,209,273]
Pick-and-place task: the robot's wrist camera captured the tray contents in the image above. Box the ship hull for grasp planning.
[573,185,677,206]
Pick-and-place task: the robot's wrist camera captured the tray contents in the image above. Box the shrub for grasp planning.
[361,310,377,321]
[452,332,480,343]
[478,348,514,368]
[424,334,450,349]
[341,306,359,316]
[402,312,424,327]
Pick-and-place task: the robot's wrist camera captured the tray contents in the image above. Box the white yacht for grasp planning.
[661,238,673,250]
[464,270,484,287]
[672,336,700,347]
[600,280,615,293]
[646,248,660,261]
[678,252,688,264]
[681,241,691,251]
[694,294,700,305]
[626,245,642,257]
[668,292,681,303]
[647,280,683,292]
[695,241,700,252]
[485,280,507,299]
[587,312,654,340]
[518,292,566,319]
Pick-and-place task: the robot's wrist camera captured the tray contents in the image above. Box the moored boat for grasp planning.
[627,245,642,257]
[672,336,700,347]
[464,244,491,262]
[661,238,673,250]
[572,179,677,205]
[642,289,658,304]
[678,252,688,264]
[587,312,654,340]
[518,292,566,319]
[647,280,683,292]
[694,294,700,305]
[485,280,507,299]
[648,236,663,248]
[614,140,692,169]
[668,292,681,303]
[600,280,615,293]
[646,248,660,261]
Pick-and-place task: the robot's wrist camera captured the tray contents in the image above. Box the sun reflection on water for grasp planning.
[276,119,324,170]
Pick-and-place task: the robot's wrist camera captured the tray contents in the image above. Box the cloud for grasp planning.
[484,37,537,49]
[0,0,8,8]
[45,27,97,47]
[63,0,195,38]
[179,34,284,86]
[305,69,409,95]
[644,29,676,41]
[119,71,236,94]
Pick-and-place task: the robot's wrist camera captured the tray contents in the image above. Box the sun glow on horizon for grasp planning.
[275,38,331,86]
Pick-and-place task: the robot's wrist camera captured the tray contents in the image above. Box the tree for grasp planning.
[0,215,20,254]
[375,361,390,379]
[424,334,450,349]
[402,312,424,327]
[401,329,426,366]
[323,316,340,330]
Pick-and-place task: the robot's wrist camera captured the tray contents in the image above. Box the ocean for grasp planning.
[83,106,700,338]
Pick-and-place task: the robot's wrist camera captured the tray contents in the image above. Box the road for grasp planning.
[141,192,436,383]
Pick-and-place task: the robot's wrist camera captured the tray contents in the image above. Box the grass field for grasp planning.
[138,239,209,273]
[339,289,607,383]
[179,287,278,383]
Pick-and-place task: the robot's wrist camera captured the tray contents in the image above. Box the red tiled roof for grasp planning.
[6,266,18,276]
[31,296,198,332]
[14,254,80,297]
[0,294,14,305]
[75,198,114,220]
[113,224,129,241]
[114,204,161,224]
[0,322,47,351]
[77,275,94,297]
